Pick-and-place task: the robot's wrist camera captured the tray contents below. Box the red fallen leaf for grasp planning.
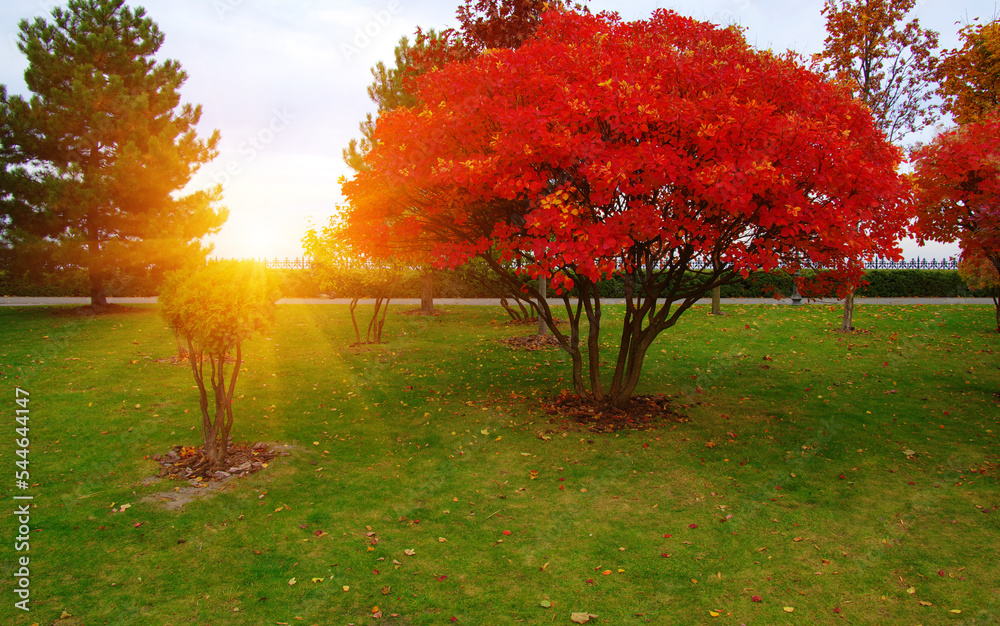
[938,570,945,576]
[752,595,762,602]
[660,553,671,558]
[689,524,698,529]
[833,607,841,613]
[451,619,457,623]
[776,486,782,490]
[663,534,672,538]
[643,443,649,448]
[299,524,308,529]
[586,579,594,584]
[98,526,104,530]
[436,575,447,581]
[373,569,380,575]
[839,475,846,479]
[133,522,142,528]
[908,482,916,485]
[314,529,326,537]
[745,324,750,329]
[502,530,512,535]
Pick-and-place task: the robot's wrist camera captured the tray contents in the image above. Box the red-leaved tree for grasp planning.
[342,9,912,408]
[913,114,1000,331]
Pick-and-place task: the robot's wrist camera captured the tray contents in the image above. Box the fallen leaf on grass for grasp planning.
[570,612,598,624]
[287,578,296,586]
[920,600,933,606]
[709,610,720,617]
[950,609,962,614]
[540,600,553,608]
[311,578,324,583]
[783,607,794,613]
[404,549,416,556]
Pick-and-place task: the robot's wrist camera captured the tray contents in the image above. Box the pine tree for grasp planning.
[2,0,225,307]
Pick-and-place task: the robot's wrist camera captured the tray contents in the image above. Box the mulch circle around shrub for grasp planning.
[151,442,286,482]
[540,392,691,433]
[499,334,562,350]
[398,308,444,316]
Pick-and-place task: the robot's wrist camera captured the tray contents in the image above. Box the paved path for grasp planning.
[1,296,994,307]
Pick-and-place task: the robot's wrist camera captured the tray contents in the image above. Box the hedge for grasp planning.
[1,267,994,299]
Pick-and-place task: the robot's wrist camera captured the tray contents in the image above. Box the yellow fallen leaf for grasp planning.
[950,609,962,614]
[709,610,720,617]
[342,585,350,591]
[919,601,932,606]
[783,606,794,612]
[906,587,916,594]
[311,578,324,583]
[287,578,296,586]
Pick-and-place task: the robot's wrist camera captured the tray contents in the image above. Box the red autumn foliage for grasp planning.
[342,9,911,406]
[913,114,1000,331]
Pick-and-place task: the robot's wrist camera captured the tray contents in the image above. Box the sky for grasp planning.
[1,0,997,262]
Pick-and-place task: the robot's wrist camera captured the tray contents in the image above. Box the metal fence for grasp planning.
[216,257,959,271]
[861,257,958,270]
[212,257,313,269]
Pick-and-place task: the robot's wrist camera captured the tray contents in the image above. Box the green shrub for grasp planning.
[159,261,280,466]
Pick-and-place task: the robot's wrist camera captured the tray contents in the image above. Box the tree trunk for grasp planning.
[368,297,390,343]
[841,289,855,332]
[217,342,241,466]
[349,298,361,344]
[188,339,214,456]
[537,275,548,336]
[992,287,999,333]
[710,285,722,315]
[88,234,108,308]
[207,353,227,465]
[420,271,434,313]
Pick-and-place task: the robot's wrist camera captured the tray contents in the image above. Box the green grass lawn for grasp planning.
[1,302,998,625]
